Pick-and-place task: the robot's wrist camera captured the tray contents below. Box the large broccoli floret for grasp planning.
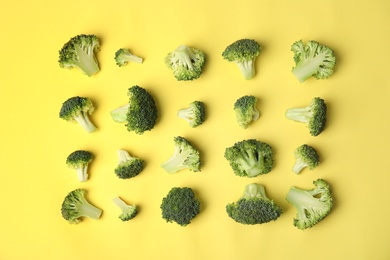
[160,136,201,173]
[292,144,320,174]
[234,95,260,129]
[286,179,334,230]
[66,150,94,182]
[110,85,158,135]
[291,40,336,82]
[58,34,100,77]
[61,189,102,224]
[177,101,206,128]
[164,45,206,81]
[59,96,97,133]
[222,39,262,80]
[285,97,327,136]
[114,48,143,67]
[226,183,283,225]
[114,149,144,179]
[160,187,200,227]
[112,197,137,221]
[224,139,273,178]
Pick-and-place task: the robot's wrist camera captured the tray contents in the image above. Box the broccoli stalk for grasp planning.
[66,150,94,182]
[292,144,320,174]
[112,197,137,221]
[114,48,143,67]
[114,149,144,179]
[177,101,206,128]
[234,95,260,129]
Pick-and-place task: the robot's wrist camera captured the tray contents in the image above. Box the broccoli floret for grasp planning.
[291,40,336,82]
[61,189,102,224]
[160,136,201,173]
[285,97,327,136]
[58,34,100,77]
[286,179,334,230]
[112,197,137,221]
[164,45,206,81]
[222,39,262,80]
[66,150,94,182]
[224,139,273,178]
[226,183,282,225]
[114,149,144,179]
[234,95,260,129]
[160,187,200,226]
[59,96,97,133]
[292,144,320,174]
[114,48,143,67]
[177,101,206,128]
[110,85,158,134]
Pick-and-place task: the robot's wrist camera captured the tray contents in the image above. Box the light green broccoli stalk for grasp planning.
[112,197,137,221]
[177,101,206,128]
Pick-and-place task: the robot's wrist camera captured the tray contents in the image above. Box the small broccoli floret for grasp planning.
[291,40,336,82]
[292,144,320,174]
[160,136,201,173]
[177,101,206,128]
[58,34,100,77]
[234,95,260,129]
[110,85,158,134]
[160,187,200,226]
[61,189,102,224]
[112,197,137,221]
[164,45,206,81]
[114,48,143,67]
[222,39,262,80]
[286,179,334,230]
[59,96,97,133]
[114,149,144,179]
[224,139,273,178]
[226,183,282,225]
[66,150,94,182]
[285,97,327,136]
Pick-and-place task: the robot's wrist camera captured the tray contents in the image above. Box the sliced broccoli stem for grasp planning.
[110,104,129,123]
[286,187,323,216]
[74,113,97,133]
[237,150,264,177]
[124,55,143,64]
[79,199,102,219]
[117,149,132,163]
[74,45,99,77]
[112,197,128,211]
[175,45,194,70]
[235,60,255,80]
[76,167,88,182]
[160,149,192,173]
[292,159,307,174]
[292,52,327,82]
[177,108,194,122]
[285,107,311,124]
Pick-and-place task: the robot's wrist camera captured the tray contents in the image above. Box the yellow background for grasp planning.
[1,0,389,259]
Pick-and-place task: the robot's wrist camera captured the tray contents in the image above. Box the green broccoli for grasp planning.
[59,96,97,133]
[58,34,100,77]
[114,48,143,67]
[285,97,327,136]
[160,187,200,226]
[160,136,201,173]
[291,40,336,82]
[66,150,94,182]
[234,95,260,129]
[222,39,262,80]
[112,197,137,221]
[226,183,283,225]
[286,179,334,230]
[61,189,102,224]
[110,85,158,135]
[292,144,320,174]
[114,149,144,179]
[177,101,206,128]
[164,45,206,81]
[224,139,273,178]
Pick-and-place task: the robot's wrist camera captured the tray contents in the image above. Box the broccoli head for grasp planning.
[59,96,97,133]
[160,187,200,226]
[66,150,94,182]
[286,179,334,230]
[114,48,143,67]
[234,95,260,129]
[226,183,283,225]
[114,149,144,179]
[112,197,137,221]
[224,139,273,178]
[292,144,320,174]
[58,34,100,77]
[177,101,206,128]
[222,39,262,80]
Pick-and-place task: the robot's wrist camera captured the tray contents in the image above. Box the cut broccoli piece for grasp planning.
[110,85,158,134]
[58,34,100,77]
[291,40,336,82]
[66,150,94,182]
[285,97,327,136]
[61,189,102,224]
[164,45,206,81]
[160,187,200,227]
[177,101,206,128]
[112,197,137,221]
[59,96,97,133]
[224,139,273,177]
[226,183,282,225]
[234,95,260,129]
[292,144,320,174]
[160,136,201,173]
[114,48,143,67]
[114,149,144,179]
[222,39,262,80]
[286,179,334,230]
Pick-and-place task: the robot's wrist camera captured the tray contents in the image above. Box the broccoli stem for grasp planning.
[125,55,143,64]
[286,187,322,218]
[237,150,264,177]
[285,107,311,124]
[235,60,255,80]
[112,197,128,211]
[74,45,99,77]
[76,167,88,182]
[160,149,192,173]
[292,52,327,82]
[74,113,97,133]
[117,149,132,163]
[292,159,307,174]
[79,199,102,219]
[110,104,129,123]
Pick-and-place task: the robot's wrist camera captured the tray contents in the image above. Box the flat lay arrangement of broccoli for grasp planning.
[112,197,138,221]
[234,95,260,129]
[66,150,94,182]
[114,48,143,67]
[292,144,320,174]
[114,149,144,179]
[177,101,206,128]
